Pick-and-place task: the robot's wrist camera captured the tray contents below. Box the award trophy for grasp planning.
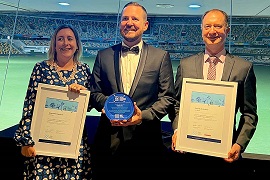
[104,92,134,120]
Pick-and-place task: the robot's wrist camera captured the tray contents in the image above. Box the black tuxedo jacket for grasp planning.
[90,42,175,153]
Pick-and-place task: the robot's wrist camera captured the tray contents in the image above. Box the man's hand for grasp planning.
[110,102,142,126]
[224,143,241,163]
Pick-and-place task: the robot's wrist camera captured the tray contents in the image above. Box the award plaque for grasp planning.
[104,92,134,120]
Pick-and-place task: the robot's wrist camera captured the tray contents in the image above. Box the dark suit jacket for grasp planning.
[90,42,175,154]
[172,51,258,152]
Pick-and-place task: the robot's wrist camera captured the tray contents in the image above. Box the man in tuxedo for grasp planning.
[90,2,175,179]
[170,9,258,175]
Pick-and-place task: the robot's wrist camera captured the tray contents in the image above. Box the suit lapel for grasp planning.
[196,52,204,79]
[114,44,124,92]
[128,42,147,97]
[222,53,235,81]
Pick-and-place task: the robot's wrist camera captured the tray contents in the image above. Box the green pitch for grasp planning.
[0,55,269,159]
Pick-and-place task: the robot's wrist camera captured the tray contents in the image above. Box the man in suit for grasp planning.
[90,2,175,179]
[170,9,258,175]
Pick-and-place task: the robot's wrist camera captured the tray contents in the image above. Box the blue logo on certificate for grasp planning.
[104,92,134,120]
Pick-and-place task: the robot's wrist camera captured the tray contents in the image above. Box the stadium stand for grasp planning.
[0,12,269,64]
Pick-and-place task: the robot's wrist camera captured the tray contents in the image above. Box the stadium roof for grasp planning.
[0,0,269,17]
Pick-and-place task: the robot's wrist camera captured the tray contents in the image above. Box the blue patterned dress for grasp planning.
[14,60,92,180]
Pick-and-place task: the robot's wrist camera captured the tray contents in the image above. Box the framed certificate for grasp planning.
[176,78,238,158]
[30,83,90,159]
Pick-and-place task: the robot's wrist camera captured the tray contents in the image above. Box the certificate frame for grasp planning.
[30,83,90,159]
[176,78,238,158]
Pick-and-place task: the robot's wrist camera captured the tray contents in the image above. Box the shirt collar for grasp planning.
[204,49,226,63]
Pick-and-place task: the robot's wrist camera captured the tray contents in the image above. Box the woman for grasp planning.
[14,24,92,179]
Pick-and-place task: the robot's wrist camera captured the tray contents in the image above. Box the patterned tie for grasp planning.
[206,56,219,80]
[121,46,139,54]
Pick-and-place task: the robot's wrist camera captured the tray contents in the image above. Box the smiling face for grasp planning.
[55,28,78,63]
[201,10,230,54]
[120,5,149,47]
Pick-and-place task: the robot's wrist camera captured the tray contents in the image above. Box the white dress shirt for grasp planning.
[203,49,226,81]
[120,41,143,94]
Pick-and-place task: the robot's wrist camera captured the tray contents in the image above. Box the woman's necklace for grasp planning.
[54,62,77,83]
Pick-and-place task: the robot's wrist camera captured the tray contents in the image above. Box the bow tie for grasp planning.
[121,46,139,54]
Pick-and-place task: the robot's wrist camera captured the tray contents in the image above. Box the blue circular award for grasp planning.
[104,92,134,120]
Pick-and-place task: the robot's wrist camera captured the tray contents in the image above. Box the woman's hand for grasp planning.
[21,145,36,157]
[68,83,87,93]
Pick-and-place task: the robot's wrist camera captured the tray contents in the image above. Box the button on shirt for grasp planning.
[120,42,142,94]
[203,49,226,81]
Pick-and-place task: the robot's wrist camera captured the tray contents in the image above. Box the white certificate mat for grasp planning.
[31,83,90,159]
[176,78,237,158]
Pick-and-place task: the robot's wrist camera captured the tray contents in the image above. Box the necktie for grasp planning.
[121,46,139,54]
[206,56,219,80]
